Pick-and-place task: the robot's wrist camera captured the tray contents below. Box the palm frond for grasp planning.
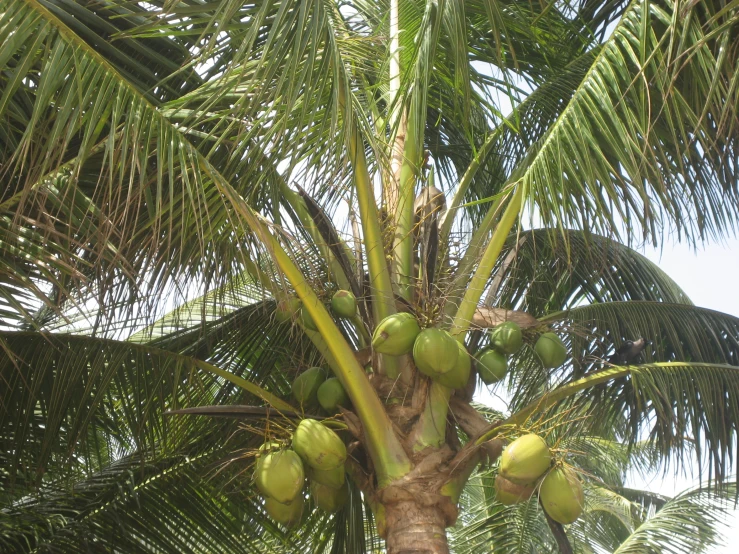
[546,301,739,377]
[0,0,267,329]
[0,331,289,498]
[488,230,692,316]
[612,484,736,554]
[517,0,739,245]
[0,442,339,554]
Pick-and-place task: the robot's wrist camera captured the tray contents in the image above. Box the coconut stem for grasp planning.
[474,366,633,448]
[542,501,574,554]
[450,186,523,339]
[280,182,354,294]
[439,128,505,244]
[410,382,452,451]
[442,193,506,320]
[391,2,440,301]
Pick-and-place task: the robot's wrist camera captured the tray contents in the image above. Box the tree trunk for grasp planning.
[384,500,449,554]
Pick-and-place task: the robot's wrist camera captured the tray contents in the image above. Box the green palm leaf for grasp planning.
[545,301,739,375]
[612,485,736,554]
[0,331,288,498]
[515,0,739,245]
[489,230,691,315]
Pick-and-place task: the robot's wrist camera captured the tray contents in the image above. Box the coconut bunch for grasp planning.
[279,291,356,414]
[275,289,357,331]
[254,419,350,527]
[494,434,585,525]
[291,366,351,414]
[477,322,569,385]
[370,312,471,389]
[370,313,569,390]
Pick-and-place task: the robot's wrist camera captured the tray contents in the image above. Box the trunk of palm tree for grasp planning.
[384,501,450,554]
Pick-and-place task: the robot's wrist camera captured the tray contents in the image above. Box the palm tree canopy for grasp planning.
[1,0,738,551]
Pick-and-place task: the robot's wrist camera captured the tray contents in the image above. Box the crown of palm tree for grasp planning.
[1,0,738,552]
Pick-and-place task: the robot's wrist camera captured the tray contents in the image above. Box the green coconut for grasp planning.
[254,449,305,504]
[317,377,350,413]
[491,321,523,354]
[293,419,347,470]
[499,434,552,486]
[255,441,281,473]
[309,465,346,489]
[435,341,471,389]
[310,480,349,513]
[371,312,421,355]
[292,367,326,407]
[494,474,536,506]
[300,306,318,331]
[275,297,301,324]
[540,467,584,524]
[534,332,568,368]
[476,349,508,384]
[265,495,304,528]
[412,328,459,377]
[331,290,357,318]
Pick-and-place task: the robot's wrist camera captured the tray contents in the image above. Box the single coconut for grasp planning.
[293,419,347,470]
[477,349,508,384]
[499,434,552,485]
[300,306,318,331]
[413,328,459,377]
[534,332,567,368]
[491,321,523,354]
[435,341,471,389]
[540,466,584,524]
[275,297,301,324]
[310,480,349,513]
[254,441,281,473]
[254,449,305,504]
[317,377,350,413]
[494,474,536,505]
[331,290,357,318]
[291,367,326,407]
[265,495,304,528]
[372,312,421,355]
[309,465,346,489]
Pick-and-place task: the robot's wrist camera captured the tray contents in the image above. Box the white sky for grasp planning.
[476,236,739,551]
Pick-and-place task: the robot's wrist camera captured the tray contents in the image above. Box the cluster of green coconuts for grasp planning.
[282,290,359,414]
[273,292,576,525]
[496,434,584,524]
[477,322,568,383]
[277,289,569,386]
[274,289,358,333]
[371,311,569,389]
[254,419,349,527]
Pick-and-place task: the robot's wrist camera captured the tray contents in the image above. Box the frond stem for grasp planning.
[450,186,523,338]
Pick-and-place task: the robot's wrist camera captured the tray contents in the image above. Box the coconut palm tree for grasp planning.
[1,0,739,552]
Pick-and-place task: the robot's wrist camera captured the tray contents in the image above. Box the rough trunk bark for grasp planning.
[384,500,449,554]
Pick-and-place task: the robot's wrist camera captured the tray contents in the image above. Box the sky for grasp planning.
[476,236,739,552]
